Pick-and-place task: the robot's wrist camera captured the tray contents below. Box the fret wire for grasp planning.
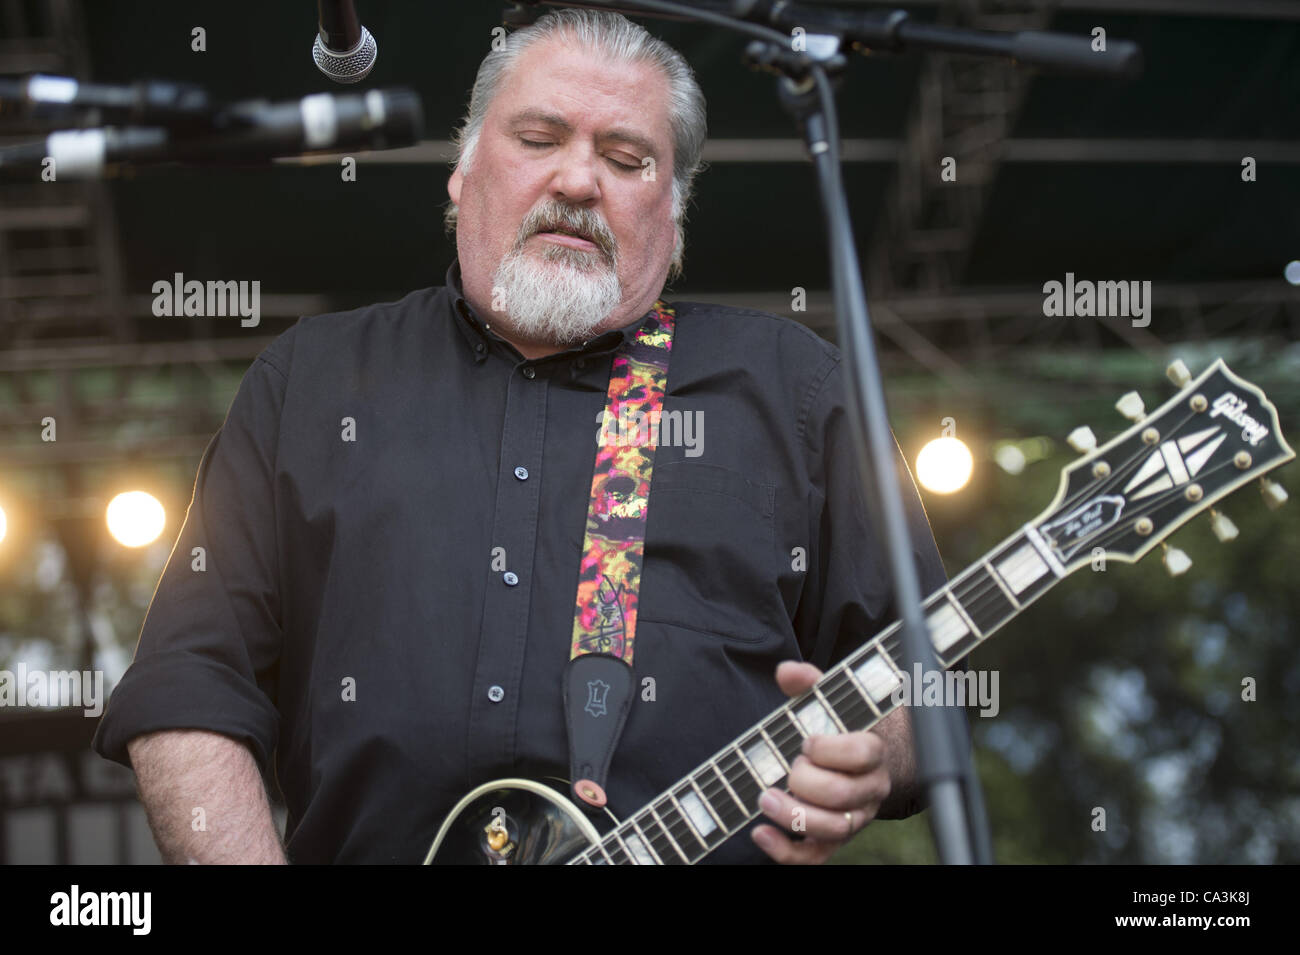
[694,771,746,833]
[811,685,849,732]
[732,746,765,791]
[605,827,638,864]
[980,559,1022,609]
[593,842,614,864]
[823,678,874,731]
[956,571,1010,609]
[757,725,791,773]
[764,722,802,762]
[627,816,665,865]
[687,777,728,833]
[707,758,747,814]
[639,807,677,862]
[696,771,728,807]
[667,792,709,852]
[659,797,708,861]
[840,663,883,719]
[784,704,808,736]
[961,590,1016,633]
[942,586,983,638]
[952,562,1009,606]
[769,708,808,754]
[648,804,690,863]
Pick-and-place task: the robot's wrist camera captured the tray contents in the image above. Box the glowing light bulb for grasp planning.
[916,437,973,494]
[106,491,166,548]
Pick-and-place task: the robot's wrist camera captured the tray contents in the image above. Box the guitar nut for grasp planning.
[1142,428,1159,445]
[1190,394,1207,412]
[1092,461,1111,478]
[1135,517,1154,536]
[1234,451,1252,469]
[1185,484,1203,501]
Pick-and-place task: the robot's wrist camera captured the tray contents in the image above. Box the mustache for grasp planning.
[519,205,616,260]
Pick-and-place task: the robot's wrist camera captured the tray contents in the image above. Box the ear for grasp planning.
[448,167,463,205]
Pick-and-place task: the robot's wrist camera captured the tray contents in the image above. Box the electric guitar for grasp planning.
[424,358,1293,864]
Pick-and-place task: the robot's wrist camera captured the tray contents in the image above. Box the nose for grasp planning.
[548,142,602,208]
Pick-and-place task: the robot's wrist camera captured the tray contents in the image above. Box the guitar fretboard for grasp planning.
[570,525,1064,864]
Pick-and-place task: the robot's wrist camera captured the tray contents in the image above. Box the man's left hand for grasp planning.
[751,660,893,864]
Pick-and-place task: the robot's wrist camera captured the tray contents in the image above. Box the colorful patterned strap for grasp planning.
[569,300,675,666]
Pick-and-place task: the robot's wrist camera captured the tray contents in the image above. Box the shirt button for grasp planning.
[575,359,586,370]
[522,367,536,379]
[475,342,485,353]
[503,571,519,586]
[513,466,529,481]
[488,685,505,703]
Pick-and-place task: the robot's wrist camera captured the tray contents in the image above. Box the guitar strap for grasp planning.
[563,299,675,812]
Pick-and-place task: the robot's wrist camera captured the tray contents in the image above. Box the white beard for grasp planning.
[491,241,623,345]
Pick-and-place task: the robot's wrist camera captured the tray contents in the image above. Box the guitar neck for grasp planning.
[566,357,1295,864]
[571,523,1067,864]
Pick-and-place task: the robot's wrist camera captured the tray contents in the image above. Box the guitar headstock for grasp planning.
[1031,358,1294,573]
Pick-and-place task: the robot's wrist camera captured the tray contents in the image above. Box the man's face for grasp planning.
[448,38,678,352]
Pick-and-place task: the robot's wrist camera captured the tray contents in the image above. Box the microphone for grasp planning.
[0,88,422,180]
[313,0,378,84]
[0,74,212,125]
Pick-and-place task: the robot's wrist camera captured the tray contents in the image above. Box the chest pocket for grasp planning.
[640,461,786,644]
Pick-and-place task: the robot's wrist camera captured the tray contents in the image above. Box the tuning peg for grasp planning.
[1166,359,1192,388]
[1066,426,1097,454]
[1116,391,1146,422]
[1161,542,1192,577]
[1260,478,1288,510]
[1209,509,1238,542]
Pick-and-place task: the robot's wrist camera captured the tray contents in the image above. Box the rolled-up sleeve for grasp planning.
[796,357,950,672]
[92,328,297,774]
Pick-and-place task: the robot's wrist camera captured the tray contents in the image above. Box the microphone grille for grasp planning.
[312,25,378,84]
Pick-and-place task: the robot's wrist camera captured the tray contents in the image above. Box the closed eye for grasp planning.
[520,138,641,172]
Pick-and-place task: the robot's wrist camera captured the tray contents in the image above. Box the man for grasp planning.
[93,8,949,865]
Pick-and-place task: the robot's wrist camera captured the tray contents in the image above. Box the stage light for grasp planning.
[1285,260,1300,286]
[106,492,166,548]
[916,437,973,494]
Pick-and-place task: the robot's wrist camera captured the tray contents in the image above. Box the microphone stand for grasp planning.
[510,0,1141,865]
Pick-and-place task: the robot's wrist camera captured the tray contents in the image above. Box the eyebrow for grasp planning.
[505,108,659,159]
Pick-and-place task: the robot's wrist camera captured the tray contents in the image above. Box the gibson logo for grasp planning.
[1210,392,1269,446]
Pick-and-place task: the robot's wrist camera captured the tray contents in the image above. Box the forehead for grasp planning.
[491,37,673,152]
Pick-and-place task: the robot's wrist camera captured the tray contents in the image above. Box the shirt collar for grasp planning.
[445,258,659,365]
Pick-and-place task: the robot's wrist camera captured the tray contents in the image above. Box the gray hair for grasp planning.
[444,8,708,283]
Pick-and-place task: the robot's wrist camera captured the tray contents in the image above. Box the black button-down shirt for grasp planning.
[92,259,948,864]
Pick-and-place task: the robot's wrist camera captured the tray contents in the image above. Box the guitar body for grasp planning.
[424,778,608,865]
